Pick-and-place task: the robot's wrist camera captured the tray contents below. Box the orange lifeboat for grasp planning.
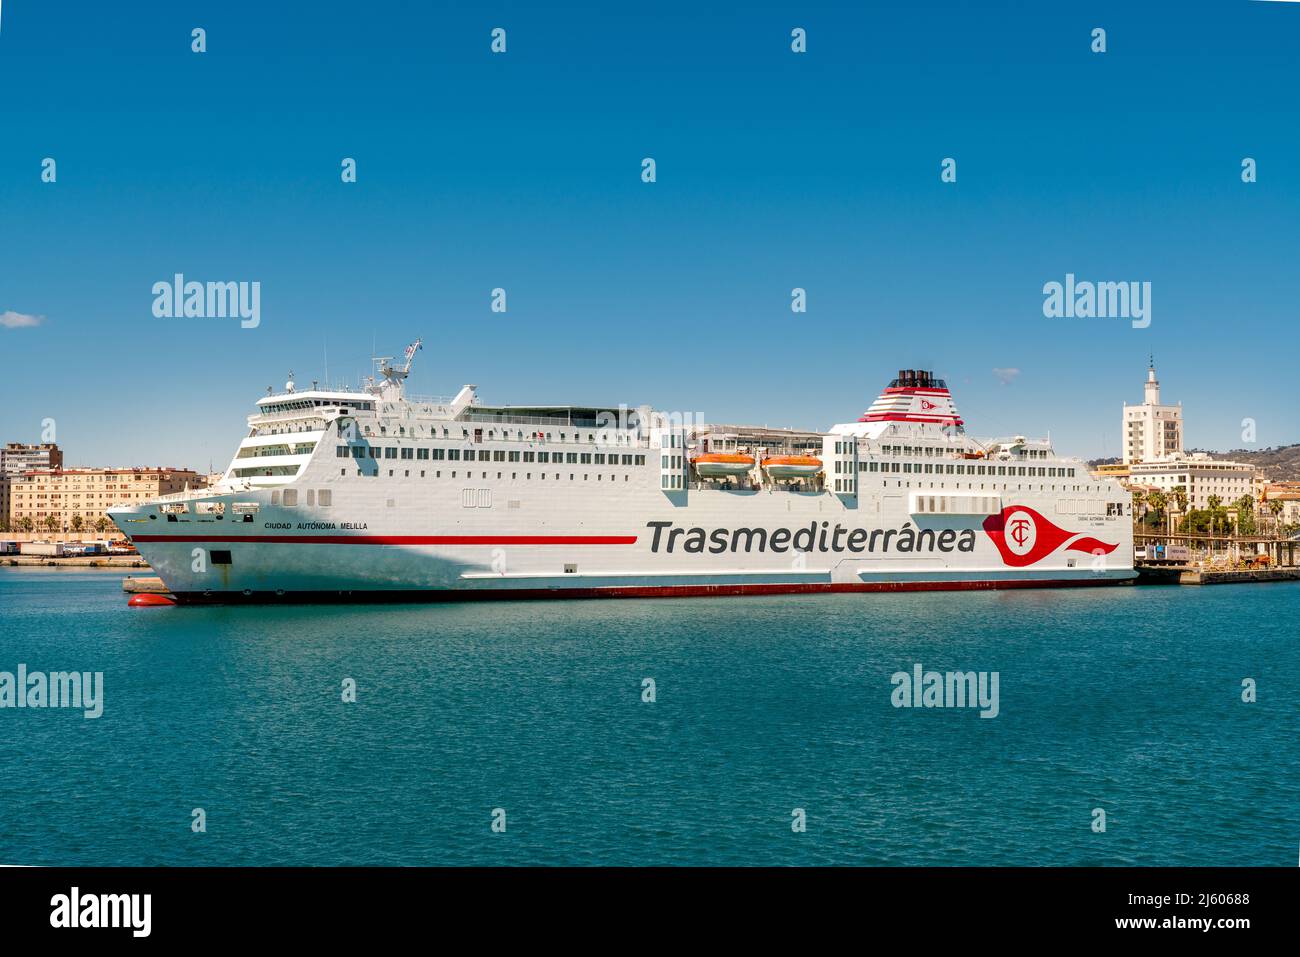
[692,453,755,478]
[762,455,823,480]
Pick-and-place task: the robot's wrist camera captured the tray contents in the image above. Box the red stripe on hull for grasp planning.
[170,576,1130,605]
[132,534,638,545]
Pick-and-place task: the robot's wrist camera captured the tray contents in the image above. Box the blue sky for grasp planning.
[2,1,1298,470]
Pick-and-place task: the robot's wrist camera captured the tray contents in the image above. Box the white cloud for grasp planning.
[992,367,1020,385]
[0,311,45,329]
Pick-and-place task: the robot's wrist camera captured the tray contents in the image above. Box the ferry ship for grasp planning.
[110,344,1136,603]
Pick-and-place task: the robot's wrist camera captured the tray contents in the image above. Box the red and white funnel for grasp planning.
[857,369,963,427]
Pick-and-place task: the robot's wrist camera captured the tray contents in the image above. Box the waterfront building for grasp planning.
[1122,362,1183,465]
[1263,483,1300,526]
[0,442,64,474]
[8,467,201,533]
[0,444,64,533]
[1090,463,1130,481]
[1127,454,1259,512]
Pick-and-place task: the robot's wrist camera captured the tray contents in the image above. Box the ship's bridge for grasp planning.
[254,389,376,418]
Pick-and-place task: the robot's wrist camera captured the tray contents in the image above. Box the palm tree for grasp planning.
[1130,489,1146,521]
[1147,490,1167,524]
[1233,495,1256,536]
[1207,495,1222,536]
[70,514,84,534]
[41,515,59,535]
[1269,499,1285,535]
[18,516,34,534]
[94,517,110,535]
[1171,485,1188,516]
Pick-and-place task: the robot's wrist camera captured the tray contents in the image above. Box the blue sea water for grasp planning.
[0,568,1296,866]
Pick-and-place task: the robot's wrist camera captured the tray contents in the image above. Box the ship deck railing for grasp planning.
[687,481,821,493]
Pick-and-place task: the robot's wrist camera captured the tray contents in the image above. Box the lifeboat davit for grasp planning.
[762,455,823,480]
[692,453,755,478]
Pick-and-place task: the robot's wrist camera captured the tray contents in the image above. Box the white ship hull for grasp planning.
[109,363,1136,603]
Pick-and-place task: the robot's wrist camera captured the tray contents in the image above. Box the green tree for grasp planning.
[42,515,60,535]
[1231,495,1256,536]
[18,515,34,534]
[1130,488,1146,519]
[1206,495,1223,536]
[94,517,110,535]
[70,514,84,534]
[1147,489,1166,516]
[1171,485,1188,515]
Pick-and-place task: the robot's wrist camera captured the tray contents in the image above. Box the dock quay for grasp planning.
[3,556,151,569]
[1137,565,1300,586]
[122,576,171,595]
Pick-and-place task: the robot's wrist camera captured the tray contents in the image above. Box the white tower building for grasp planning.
[1122,359,1183,464]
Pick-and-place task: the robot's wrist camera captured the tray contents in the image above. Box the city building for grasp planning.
[1263,483,1300,526]
[0,442,64,474]
[0,444,64,533]
[1090,463,1130,481]
[1122,362,1183,465]
[1127,454,1258,511]
[7,467,201,534]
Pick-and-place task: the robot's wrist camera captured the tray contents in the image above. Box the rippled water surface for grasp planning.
[0,569,1296,865]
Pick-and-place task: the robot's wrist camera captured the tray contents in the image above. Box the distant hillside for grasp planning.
[1087,445,1300,482]
[1195,445,1300,481]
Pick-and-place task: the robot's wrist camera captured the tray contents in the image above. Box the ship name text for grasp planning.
[262,521,369,531]
[645,521,977,554]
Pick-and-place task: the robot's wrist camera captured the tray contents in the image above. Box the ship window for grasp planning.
[211,550,233,565]
[417,448,429,460]
[479,450,491,462]
[523,451,535,462]
[385,448,397,459]
[319,490,332,506]
[305,489,315,506]
[401,448,413,460]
